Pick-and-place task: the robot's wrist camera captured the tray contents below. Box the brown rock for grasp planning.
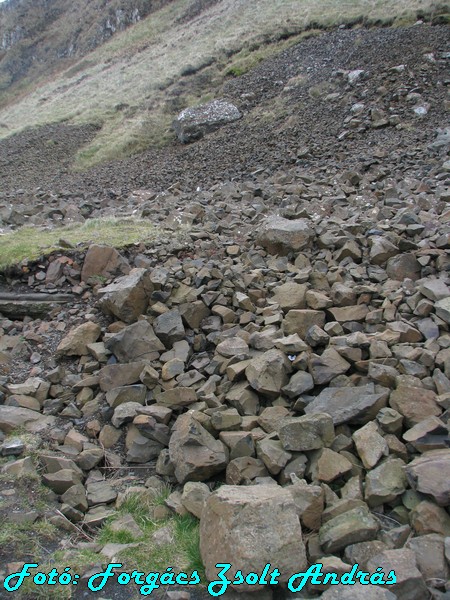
[366,549,427,600]
[283,309,326,338]
[56,322,101,357]
[257,216,313,255]
[200,485,307,591]
[81,244,130,282]
[389,386,442,427]
[169,413,228,484]
[405,449,450,506]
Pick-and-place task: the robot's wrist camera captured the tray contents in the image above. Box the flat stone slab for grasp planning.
[304,384,389,425]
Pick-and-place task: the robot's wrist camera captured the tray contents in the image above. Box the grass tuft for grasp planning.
[0,217,167,269]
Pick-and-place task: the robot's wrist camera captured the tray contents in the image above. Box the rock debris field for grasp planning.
[0,23,449,600]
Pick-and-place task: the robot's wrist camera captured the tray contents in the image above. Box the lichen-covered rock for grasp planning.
[173,99,241,143]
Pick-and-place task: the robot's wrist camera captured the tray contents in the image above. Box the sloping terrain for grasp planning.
[0,5,449,600]
[0,0,447,169]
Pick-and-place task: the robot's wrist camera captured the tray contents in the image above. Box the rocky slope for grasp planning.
[0,22,449,600]
[0,0,175,92]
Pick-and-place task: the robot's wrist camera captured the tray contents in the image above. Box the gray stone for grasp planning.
[173,99,241,143]
[366,549,427,600]
[169,413,228,484]
[106,384,147,409]
[257,217,313,255]
[365,458,407,507]
[99,268,153,323]
[0,405,56,435]
[245,349,290,398]
[256,437,292,475]
[352,421,388,469]
[181,482,211,518]
[308,348,351,385]
[319,506,380,553]
[282,371,314,398]
[153,310,185,348]
[405,449,450,506]
[304,384,389,425]
[278,413,335,452]
[105,320,164,362]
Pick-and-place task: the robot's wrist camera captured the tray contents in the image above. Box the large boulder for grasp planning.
[257,216,313,255]
[173,99,241,143]
[200,485,307,592]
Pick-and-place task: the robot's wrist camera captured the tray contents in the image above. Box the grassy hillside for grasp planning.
[0,0,447,169]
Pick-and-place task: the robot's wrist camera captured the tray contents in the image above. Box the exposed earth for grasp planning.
[0,22,449,600]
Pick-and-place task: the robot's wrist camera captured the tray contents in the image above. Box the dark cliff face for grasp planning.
[0,0,173,92]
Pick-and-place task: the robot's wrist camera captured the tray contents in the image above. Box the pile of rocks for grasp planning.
[1,131,449,597]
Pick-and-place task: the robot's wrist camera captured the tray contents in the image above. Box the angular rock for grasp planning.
[257,217,313,256]
[352,421,388,469]
[386,253,421,281]
[405,449,450,506]
[283,309,325,338]
[0,406,56,434]
[56,322,101,357]
[169,413,228,484]
[288,480,324,530]
[200,485,307,591]
[256,437,291,475]
[153,310,185,348]
[319,506,380,553]
[105,320,164,362]
[245,349,290,398]
[389,386,442,427]
[365,458,407,507]
[156,387,197,408]
[366,549,427,600]
[282,371,314,398]
[304,384,389,425]
[81,244,130,282]
[278,413,335,452]
[98,268,153,323]
[308,348,351,385]
[271,282,307,310]
[181,482,211,519]
[226,456,268,485]
[308,448,353,483]
[98,362,146,392]
[106,385,147,409]
[173,99,241,143]
[411,500,450,536]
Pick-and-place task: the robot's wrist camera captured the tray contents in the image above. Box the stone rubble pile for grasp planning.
[0,77,449,600]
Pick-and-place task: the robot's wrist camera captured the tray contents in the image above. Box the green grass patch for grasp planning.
[97,486,205,582]
[0,217,164,269]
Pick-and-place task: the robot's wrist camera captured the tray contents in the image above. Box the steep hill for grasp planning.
[0,0,447,171]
